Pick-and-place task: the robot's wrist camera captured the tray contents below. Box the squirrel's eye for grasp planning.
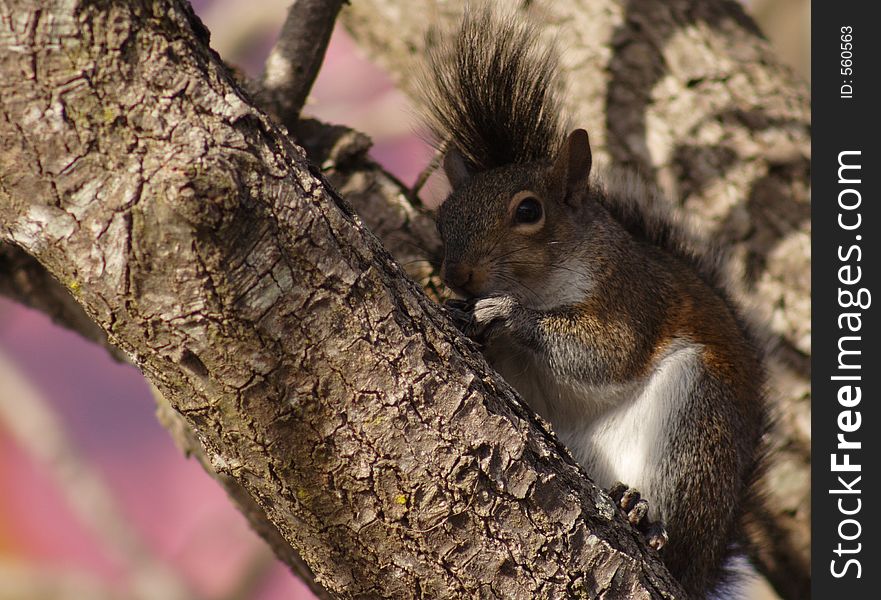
[514,197,543,224]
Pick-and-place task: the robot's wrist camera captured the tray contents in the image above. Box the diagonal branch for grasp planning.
[0,0,685,597]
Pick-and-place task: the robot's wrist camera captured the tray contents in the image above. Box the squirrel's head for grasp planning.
[436,129,598,307]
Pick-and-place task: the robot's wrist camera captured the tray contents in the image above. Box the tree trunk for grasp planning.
[0,1,685,597]
[342,2,811,598]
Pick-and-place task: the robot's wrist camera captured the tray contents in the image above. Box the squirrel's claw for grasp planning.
[607,482,668,551]
[443,298,481,342]
[443,298,474,328]
[443,298,472,325]
[644,522,669,551]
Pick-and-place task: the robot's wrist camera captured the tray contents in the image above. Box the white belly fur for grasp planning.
[487,337,702,518]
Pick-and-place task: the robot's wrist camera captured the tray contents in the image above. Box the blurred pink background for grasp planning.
[0,1,805,598]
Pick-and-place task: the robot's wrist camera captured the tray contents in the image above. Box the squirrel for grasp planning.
[416,7,768,599]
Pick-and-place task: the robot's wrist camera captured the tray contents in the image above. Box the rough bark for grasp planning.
[0,1,685,598]
[152,386,331,600]
[0,118,439,600]
[342,1,811,598]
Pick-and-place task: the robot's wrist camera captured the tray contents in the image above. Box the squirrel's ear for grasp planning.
[443,148,472,189]
[551,129,592,207]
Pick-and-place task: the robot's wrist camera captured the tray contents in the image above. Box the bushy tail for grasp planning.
[417,7,567,173]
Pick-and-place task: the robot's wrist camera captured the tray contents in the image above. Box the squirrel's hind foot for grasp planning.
[608,482,669,551]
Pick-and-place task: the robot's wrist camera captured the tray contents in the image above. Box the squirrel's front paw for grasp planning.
[442,296,517,343]
[472,295,515,324]
[608,482,668,551]
[470,295,517,342]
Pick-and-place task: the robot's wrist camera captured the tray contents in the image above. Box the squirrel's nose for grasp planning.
[441,261,474,293]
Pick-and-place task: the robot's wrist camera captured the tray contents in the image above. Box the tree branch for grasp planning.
[258,0,346,129]
[152,386,331,600]
[0,4,438,596]
[0,1,684,597]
